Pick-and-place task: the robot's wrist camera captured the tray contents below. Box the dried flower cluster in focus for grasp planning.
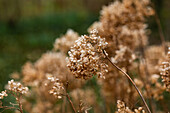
[8,80,29,95]
[67,29,108,79]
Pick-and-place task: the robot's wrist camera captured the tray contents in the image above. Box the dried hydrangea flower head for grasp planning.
[116,100,145,113]
[46,74,65,99]
[89,0,154,53]
[22,62,40,86]
[67,29,108,79]
[53,29,79,53]
[144,45,165,75]
[111,45,136,66]
[160,47,170,91]
[19,52,84,113]
[0,90,8,99]
[7,79,29,95]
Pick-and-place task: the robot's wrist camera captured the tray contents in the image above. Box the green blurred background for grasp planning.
[0,0,169,112]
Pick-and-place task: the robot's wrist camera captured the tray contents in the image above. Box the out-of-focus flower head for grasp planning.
[53,29,79,54]
[0,90,8,99]
[46,74,65,99]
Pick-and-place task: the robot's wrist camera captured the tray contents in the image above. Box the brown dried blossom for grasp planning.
[67,29,108,79]
[22,62,42,86]
[145,45,165,75]
[0,80,28,113]
[19,52,84,113]
[53,29,79,53]
[21,52,84,89]
[111,45,136,67]
[160,47,170,91]
[116,100,145,113]
[7,79,29,95]
[89,0,154,52]
[0,90,8,99]
[46,75,65,99]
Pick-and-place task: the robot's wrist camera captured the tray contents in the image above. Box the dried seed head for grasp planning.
[53,29,79,53]
[0,90,8,99]
[7,80,29,95]
[46,75,65,99]
[67,29,108,79]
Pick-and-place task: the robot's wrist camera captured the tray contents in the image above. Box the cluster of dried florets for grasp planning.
[116,100,145,113]
[67,29,108,79]
[0,90,8,99]
[0,80,29,113]
[54,29,79,53]
[12,37,85,112]
[21,52,84,88]
[111,45,136,66]
[46,75,65,99]
[7,79,29,95]
[89,0,154,52]
[160,47,170,91]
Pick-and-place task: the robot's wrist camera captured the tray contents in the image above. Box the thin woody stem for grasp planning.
[11,92,23,113]
[66,93,77,113]
[0,106,19,113]
[0,91,23,113]
[0,106,20,113]
[18,97,23,113]
[102,50,151,113]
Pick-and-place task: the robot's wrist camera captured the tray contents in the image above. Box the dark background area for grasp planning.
[0,0,169,112]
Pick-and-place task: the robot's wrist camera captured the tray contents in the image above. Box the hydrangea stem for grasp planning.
[66,93,77,113]
[102,50,151,113]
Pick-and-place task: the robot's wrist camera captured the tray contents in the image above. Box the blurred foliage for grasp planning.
[0,0,169,112]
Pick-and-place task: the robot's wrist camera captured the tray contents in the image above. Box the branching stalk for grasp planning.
[102,50,151,113]
[11,92,23,113]
[0,106,19,113]
[17,97,23,113]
